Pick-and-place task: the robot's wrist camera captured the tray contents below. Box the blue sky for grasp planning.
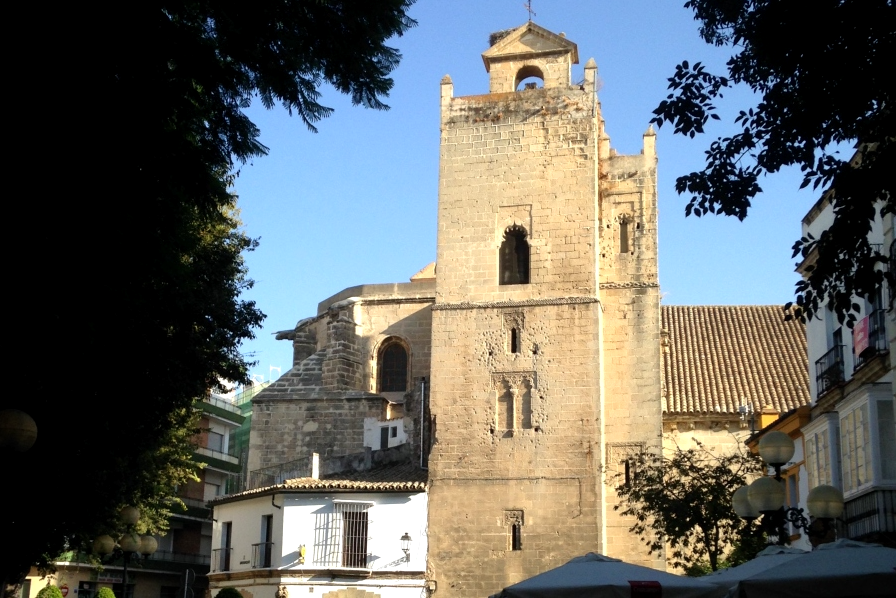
[233,1,820,382]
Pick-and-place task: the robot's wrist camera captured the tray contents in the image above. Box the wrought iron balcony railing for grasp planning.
[815,344,845,397]
[854,309,889,371]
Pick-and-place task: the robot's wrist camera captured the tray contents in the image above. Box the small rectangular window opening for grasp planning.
[510,328,520,353]
[390,426,398,438]
[510,523,522,551]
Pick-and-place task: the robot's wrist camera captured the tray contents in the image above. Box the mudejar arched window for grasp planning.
[378,340,408,392]
[500,225,530,285]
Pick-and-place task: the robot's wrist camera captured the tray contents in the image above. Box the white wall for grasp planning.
[212,491,428,573]
[213,495,278,570]
[802,198,890,403]
[363,417,409,450]
[282,491,427,571]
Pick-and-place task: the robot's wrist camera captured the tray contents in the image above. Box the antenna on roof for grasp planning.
[738,400,755,433]
[523,1,535,21]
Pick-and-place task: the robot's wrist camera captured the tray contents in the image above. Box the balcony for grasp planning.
[194,446,242,474]
[854,308,889,371]
[845,489,896,540]
[815,344,845,396]
[151,549,211,566]
[212,547,232,572]
[252,542,274,568]
[196,394,246,425]
[204,393,241,415]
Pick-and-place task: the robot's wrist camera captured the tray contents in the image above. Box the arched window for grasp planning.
[515,65,544,91]
[378,341,408,392]
[500,225,530,285]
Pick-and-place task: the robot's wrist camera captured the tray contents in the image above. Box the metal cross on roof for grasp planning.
[523,1,535,21]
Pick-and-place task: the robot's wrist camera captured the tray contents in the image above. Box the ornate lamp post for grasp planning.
[93,507,158,597]
[400,533,412,563]
[732,431,844,546]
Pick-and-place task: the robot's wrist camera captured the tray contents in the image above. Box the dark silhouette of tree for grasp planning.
[3,0,415,585]
[653,0,894,324]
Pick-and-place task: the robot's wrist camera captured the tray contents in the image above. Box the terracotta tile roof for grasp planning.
[662,305,809,415]
[319,462,428,484]
[210,464,427,504]
[275,476,426,492]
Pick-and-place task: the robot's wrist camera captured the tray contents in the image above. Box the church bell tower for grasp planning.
[426,22,663,596]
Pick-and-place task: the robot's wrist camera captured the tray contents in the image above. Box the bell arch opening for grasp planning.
[515,65,544,91]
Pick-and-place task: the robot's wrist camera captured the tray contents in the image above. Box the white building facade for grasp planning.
[798,190,896,544]
[208,473,428,598]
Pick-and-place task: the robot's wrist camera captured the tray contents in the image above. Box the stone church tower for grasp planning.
[241,20,809,598]
[427,22,663,595]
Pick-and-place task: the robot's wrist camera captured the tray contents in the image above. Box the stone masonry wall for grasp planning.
[429,33,664,593]
[249,396,385,472]
[429,303,603,597]
[597,131,664,567]
[435,83,599,303]
[488,52,572,94]
[429,60,608,597]
[247,292,434,475]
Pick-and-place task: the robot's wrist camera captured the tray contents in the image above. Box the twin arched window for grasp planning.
[500,225,530,285]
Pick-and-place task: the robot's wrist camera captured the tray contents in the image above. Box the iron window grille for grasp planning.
[315,501,372,568]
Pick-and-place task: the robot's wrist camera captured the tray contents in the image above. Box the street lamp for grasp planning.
[732,431,844,546]
[0,409,38,452]
[400,533,412,562]
[93,507,158,598]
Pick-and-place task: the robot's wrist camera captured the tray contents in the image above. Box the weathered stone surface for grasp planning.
[247,284,435,473]
[242,20,806,598]
[427,22,662,597]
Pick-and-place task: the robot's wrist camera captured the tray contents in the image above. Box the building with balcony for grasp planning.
[208,461,427,598]
[149,393,245,590]
[17,392,246,598]
[795,184,896,546]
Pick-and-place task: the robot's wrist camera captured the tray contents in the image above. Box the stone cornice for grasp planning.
[599,281,659,289]
[432,296,599,311]
[350,297,435,307]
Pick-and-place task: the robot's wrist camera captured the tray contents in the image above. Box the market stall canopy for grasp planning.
[727,540,896,598]
[703,545,808,590]
[492,553,726,598]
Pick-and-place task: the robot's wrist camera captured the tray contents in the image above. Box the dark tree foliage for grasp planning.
[614,441,763,572]
[215,588,243,598]
[2,0,415,585]
[653,0,895,324]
